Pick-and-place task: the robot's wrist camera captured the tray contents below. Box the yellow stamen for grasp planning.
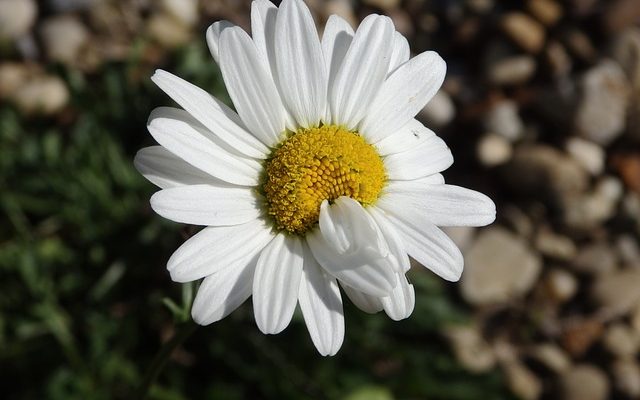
[263,124,386,235]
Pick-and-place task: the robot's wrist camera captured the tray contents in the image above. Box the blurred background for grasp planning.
[1,0,640,399]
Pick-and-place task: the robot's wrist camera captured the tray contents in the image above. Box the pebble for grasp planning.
[160,0,198,27]
[0,0,37,39]
[575,60,630,145]
[147,13,192,48]
[611,28,640,88]
[544,269,578,303]
[565,137,605,176]
[420,91,456,127]
[503,361,542,400]
[535,229,576,260]
[563,177,623,231]
[504,145,589,204]
[0,63,29,99]
[603,323,639,358]
[483,100,524,141]
[561,318,604,356]
[564,29,597,62]
[477,133,512,167]
[545,41,572,78]
[613,359,640,398]
[13,75,70,116]
[488,55,537,86]
[527,0,563,26]
[616,235,640,267]
[362,0,400,10]
[603,0,640,34]
[444,324,496,373]
[40,16,90,65]
[501,12,546,53]
[560,365,609,400]
[461,227,542,306]
[529,344,571,374]
[572,242,618,276]
[592,269,640,317]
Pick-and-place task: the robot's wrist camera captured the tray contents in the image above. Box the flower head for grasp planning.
[135,0,496,356]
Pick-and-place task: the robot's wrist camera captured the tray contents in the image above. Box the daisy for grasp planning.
[135,0,495,356]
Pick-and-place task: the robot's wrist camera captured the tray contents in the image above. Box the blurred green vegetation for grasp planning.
[0,40,513,400]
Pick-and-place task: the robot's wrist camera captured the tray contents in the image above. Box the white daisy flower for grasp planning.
[135,0,495,356]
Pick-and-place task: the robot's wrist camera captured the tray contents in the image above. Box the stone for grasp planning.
[562,318,604,356]
[13,75,70,116]
[484,100,524,141]
[563,177,623,231]
[572,242,618,275]
[592,269,640,317]
[529,344,571,373]
[632,303,640,334]
[488,56,537,86]
[441,226,475,254]
[160,0,198,26]
[546,41,572,78]
[565,137,605,176]
[575,60,630,145]
[613,359,640,398]
[477,133,512,167]
[603,323,639,358]
[362,0,401,10]
[0,63,29,99]
[0,0,37,39]
[504,145,589,205]
[545,269,578,303]
[504,361,542,400]
[444,324,496,373]
[420,91,455,128]
[616,235,640,266]
[147,13,192,48]
[527,0,563,26]
[603,0,640,34]
[40,16,90,65]
[560,365,610,400]
[564,29,597,62]
[611,28,640,88]
[461,227,542,306]
[535,229,576,260]
[501,12,546,53]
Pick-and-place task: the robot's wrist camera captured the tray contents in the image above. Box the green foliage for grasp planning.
[0,41,512,400]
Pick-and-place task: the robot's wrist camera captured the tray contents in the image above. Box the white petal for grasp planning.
[134,146,223,189]
[191,252,259,325]
[341,283,383,314]
[298,243,344,356]
[375,205,463,282]
[275,0,327,128]
[388,32,410,74]
[330,14,394,129]
[251,0,278,72]
[321,14,354,122]
[253,234,304,334]
[150,184,262,226]
[206,21,235,64]
[379,182,496,227]
[307,197,396,297]
[219,27,286,147]
[147,107,262,186]
[368,207,411,273]
[167,220,274,283]
[380,273,415,321]
[374,118,435,156]
[360,51,446,143]
[151,70,268,159]
[383,135,453,180]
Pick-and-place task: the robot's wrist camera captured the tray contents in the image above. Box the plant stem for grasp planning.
[138,322,198,400]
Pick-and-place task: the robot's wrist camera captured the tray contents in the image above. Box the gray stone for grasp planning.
[603,323,639,358]
[0,0,37,39]
[488,56,537,86]
[613,359,640,398]
[575,60,630,145]
[461,227,542,306]
[477,133,512,167]
[444,324,496,373]
[40,16,90,65]
[484,100,524,141]
[560,365,610,400]
[592,269,640,317]
[565,137,605,176]
[572,242,618,275]
[420,91,455,128]
[13,75,69,116]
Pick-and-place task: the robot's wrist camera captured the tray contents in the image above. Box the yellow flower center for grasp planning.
[263,124,386,235]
